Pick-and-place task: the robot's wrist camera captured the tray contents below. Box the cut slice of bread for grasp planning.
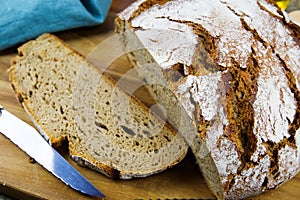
[9,33,188,179]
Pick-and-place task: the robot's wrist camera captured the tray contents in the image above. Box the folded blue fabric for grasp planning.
[0,0,111,50]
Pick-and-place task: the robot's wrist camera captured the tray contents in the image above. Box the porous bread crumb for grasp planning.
[9,33,188,179]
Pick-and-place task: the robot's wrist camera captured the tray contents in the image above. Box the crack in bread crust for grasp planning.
[275,56,300,139]
[128,0,170,22]
[257,0,300,43]
[221,53,259,191]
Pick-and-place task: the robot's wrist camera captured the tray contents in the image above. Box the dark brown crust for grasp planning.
[116,0,300,198]
[227,2,300,168]
[69,147,121,179]
[221,50,259,192]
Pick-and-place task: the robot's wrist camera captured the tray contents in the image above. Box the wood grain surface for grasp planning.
[0,3,300,200]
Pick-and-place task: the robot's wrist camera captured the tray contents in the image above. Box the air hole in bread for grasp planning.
[60,106,64,114]
[143,130,150,136]
[95,121,109,131]
[121,125,136,136]
[164,135,171,142]
[262,177,268,188]
[94,151,101,157]
[37,55,43,61]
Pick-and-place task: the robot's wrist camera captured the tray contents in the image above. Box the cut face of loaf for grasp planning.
[9,33,188,179]
[116,0,300,199]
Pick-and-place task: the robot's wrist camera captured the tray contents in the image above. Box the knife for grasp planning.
[0,105,105,198]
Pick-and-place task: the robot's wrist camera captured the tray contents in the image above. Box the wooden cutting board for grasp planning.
[0,11,300,200]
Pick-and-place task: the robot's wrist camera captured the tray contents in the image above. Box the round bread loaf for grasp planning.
[115,0,300,199]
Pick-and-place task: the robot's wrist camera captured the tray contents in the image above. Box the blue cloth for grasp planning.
[0,0,111,50]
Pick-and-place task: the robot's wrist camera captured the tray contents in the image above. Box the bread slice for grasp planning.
[9,33,188,179]
[115,0,300,198]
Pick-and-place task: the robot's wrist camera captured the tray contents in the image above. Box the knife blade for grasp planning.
[0,105,105,198]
